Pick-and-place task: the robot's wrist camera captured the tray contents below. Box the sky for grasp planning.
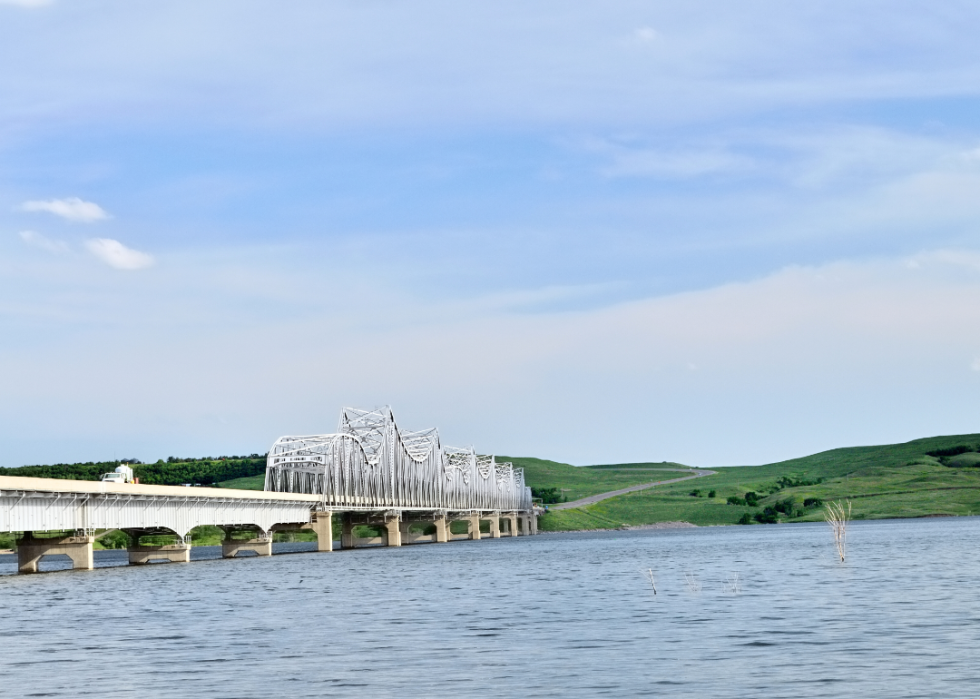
[2,1,980,467]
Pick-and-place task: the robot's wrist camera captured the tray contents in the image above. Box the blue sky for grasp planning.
[2,1,980,467]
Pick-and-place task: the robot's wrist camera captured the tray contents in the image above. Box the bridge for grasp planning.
[0,406,539,574]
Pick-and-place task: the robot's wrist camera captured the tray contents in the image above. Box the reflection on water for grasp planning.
[2,517,979,698]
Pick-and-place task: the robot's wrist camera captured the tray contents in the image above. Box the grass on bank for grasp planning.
[538,433,980,531]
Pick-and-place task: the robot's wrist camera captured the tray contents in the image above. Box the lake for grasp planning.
[2,517,978,697]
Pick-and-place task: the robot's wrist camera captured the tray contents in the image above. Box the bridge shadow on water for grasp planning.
[0,542,335,575]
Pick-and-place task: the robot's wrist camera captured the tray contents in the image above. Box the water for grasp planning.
[2,517,979,698]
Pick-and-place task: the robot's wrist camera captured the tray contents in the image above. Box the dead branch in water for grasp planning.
[724,572,740,594]
[684,571,701,593]
[825,500,851,562]
[644,568,657,594]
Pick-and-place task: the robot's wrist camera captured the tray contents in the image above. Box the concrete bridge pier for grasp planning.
[384,512,402,547]
[16,532,94,574]
[310,511,333,552]
[398,518,416,543]
[124,529,191,565]
[221,528,272,558]
[488,512,501,539]
[467,513,482,540]
[341,513,356,549]
[434,512,449,543]
[505,513,519,536]
[128,543,190,565]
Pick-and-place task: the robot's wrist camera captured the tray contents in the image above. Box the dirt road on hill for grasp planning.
[549,468,716,510]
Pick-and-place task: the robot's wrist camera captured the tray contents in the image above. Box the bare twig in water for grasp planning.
[684,571,701,593]
[825,500,851,562]
[724,572,740,594]
[645,568,657,594]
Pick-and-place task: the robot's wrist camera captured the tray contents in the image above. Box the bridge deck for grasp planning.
[0,475,320,502]
[1,475,538,574]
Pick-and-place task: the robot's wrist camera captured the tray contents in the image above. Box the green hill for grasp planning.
[539,433,980,531]
[498,456,692,503]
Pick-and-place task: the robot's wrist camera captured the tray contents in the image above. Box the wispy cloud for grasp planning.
[20,197,110,223]
[588,138,750,179]
[18,230,68,254]
[85,238,154,270]
[633,26,658,43]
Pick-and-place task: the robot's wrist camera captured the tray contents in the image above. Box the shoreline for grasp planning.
[540,521,698,534]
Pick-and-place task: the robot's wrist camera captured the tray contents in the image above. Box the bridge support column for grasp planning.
[128,543,190,565]
[530,513,538,535]
[506,514,519,537]
[468,514,482,540]
[488,512,501,539]
[311,512,333,552]
[385,513,402,547]
[222,530,272,558]
[341,514,355,549]
[434,514,449,543]
[17,532,94,574]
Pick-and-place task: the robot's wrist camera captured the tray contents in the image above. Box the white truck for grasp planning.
[100,465,136,484]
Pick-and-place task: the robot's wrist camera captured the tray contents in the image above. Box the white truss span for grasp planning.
[265,406,532,512]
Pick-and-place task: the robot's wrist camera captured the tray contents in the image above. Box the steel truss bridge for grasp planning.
[0,406,538,575]
[265,406,533,512]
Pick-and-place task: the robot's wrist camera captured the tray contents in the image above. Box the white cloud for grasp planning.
[7,244,980,468]
[961,147,980,163]
[85,238,154,270]
[18,230,68,254]
[20,197,109,223]
[633,26,658,43]
[588,138,750,179]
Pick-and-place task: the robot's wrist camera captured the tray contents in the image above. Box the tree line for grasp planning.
[0,456,268,486]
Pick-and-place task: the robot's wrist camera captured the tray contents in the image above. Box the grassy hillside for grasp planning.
[539,433,980,530]
[499,457,691,502]
[219,473,266,489]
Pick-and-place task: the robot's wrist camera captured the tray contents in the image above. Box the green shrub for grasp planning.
[737,513,753,525]
[926,445,976,458]
[727,495,746,506]
[708,490,716,498]
[776,475,824,488]
[744,491,760,507]
[803,497,822,508]
[754,507,778,524]
[98,530,130,549]
[946,453,980,467]
[689,489,701,497]
[774,498,794,514]
[531,487,564,504]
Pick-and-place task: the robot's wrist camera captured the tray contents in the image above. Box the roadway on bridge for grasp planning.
[549,468,716,510]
